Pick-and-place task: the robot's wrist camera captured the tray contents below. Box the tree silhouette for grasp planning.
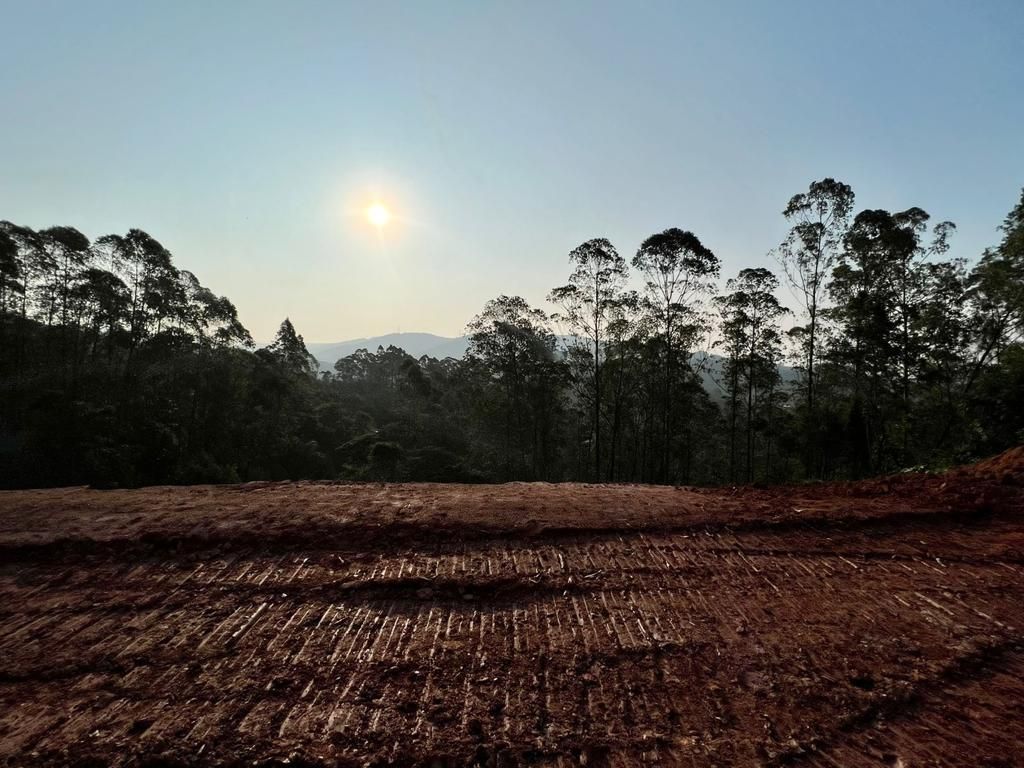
[775,178,854,475]
[264,318,316,376]
[467,295,562,480]
[549,238,628,482]
[634,228,719,481]
[2,184,1023,488]
[716,268,788,482]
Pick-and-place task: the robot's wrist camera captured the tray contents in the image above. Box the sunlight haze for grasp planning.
[4,5,1024,759]
[2,0,1022,342]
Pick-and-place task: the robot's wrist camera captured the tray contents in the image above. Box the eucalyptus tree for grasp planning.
[944,189,1024,459]
[600,289,642,482]
[36,226,91,330]
[965,189,1024,392]
[466,295,561,479]
[548,238,629,481]
[95,229,178,358]
[775,178,854,473]
[633,228,719,481]
[263,318,317,376]
[0,222,39,321]
[831,209,910,471]
[716,268,788,482]
[71,268,129,361]
[177,270,253,349]
[832,207,955,470]
[36,226,93,373]
[915,256,972,455]
[0,229,22,371]
[0,229,21,320]
[891,209,955,461]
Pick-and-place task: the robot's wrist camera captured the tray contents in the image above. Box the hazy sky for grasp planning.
[2,1,1022,342]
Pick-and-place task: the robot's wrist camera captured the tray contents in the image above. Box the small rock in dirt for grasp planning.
[396,699,418,714]
[127,718,153,736]
[849,673,875,691]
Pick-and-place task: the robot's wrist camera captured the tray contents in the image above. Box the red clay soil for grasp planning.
[1,450,1023,767]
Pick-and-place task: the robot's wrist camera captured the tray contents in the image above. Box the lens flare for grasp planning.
[366,203,392,228]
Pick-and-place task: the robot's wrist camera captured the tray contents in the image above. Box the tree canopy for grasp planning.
[2,184,1023,488]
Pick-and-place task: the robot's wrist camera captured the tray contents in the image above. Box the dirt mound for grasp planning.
[958,445,1024,483]
[2,451,1023,566]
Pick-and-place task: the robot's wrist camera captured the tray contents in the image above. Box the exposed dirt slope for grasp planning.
[1,450,1022,766]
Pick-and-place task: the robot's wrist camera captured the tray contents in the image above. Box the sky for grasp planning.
[2,0,1023,343]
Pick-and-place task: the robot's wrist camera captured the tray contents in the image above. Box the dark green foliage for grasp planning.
[716,268,789,482]
[466,295,565,481]
[633,229,720,483]
[775,179,855,474]
[548,239,630,481]
[1,186,1022,488]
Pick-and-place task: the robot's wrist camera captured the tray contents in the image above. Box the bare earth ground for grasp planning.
[2,450,1024,767]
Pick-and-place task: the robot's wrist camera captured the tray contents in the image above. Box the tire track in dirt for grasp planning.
[2,464,1023,766]
[1,463,1019,566]
[784,643,1024,767]
[2,523,1023,766]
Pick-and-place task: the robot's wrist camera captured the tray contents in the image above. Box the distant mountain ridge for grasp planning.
[306,333,469,368]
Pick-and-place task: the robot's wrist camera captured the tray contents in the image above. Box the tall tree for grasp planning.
[831,207,953,471]
[831,209,910,472]
[263,318,317,376]
[466,295,562,479]
[891,209,955,462]
[0,229,23,371]
[37,227,91,329]
[0,229,21,320]
[72,268,129,362]
[95,229,178,359]
[633,228,719,481]
[601,290,641,482]
[549,238,628,481]
[964,189,1024,393]
[0,223,39,322]
[37,227,92,373]
[716,268,788,482]
[775,178,854,475]
[177,270,253,349]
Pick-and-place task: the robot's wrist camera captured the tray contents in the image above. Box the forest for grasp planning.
[1,178,1022,489]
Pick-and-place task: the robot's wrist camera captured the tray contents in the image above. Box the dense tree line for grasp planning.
[2,180,1022,488]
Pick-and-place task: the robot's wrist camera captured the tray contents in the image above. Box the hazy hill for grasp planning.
[307,333,469,368]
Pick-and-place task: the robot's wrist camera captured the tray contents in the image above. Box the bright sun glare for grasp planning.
[366,203,392,228]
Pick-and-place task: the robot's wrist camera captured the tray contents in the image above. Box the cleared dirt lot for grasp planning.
[1,450,1023,766]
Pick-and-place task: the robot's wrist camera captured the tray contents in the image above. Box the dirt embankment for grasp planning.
[1,449,1022,766]
[0,448,1021,561]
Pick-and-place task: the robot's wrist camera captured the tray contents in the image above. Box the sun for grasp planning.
[366,202,392,228]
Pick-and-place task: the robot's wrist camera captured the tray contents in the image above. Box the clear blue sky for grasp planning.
[2,0,1022,342]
